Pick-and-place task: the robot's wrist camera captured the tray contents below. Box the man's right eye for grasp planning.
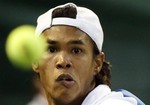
[48,47,57,53]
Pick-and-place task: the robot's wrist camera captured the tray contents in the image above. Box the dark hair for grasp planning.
[96,61,111,87]
[52,4,77,19]
[52,4,111,87]
[93,43,111,87]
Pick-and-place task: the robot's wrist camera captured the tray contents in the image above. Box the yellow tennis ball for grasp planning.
[5,25,46,70]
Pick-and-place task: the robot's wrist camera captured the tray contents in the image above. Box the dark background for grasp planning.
[0,0,149,105]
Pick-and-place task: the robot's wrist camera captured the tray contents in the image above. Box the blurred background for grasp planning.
[0,0,149,105]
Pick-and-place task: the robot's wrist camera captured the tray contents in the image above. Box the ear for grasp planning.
[32,62,39,73]
[94,52,105,74]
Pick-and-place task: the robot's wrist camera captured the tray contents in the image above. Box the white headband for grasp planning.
[35,3,104,52]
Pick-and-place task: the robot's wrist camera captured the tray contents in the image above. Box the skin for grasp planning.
[33,26,104,105]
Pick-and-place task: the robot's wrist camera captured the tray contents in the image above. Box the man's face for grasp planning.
[33,26,100,104]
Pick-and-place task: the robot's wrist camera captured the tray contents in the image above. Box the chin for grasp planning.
[52,92,80,105]
[52,85,81,104]
[46,80,82,104]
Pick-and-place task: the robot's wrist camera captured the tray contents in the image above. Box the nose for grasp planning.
[56,53,72,69]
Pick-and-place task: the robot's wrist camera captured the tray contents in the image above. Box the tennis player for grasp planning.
[32,3,145,105]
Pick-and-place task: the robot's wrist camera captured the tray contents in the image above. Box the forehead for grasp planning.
[43,25,93,44]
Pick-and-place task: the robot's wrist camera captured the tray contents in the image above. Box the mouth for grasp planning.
[56,74,75,88]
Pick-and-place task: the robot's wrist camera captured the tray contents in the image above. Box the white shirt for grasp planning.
[82,85,137,105]
[27,93,49,105]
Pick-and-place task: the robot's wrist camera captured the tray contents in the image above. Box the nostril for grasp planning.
[56,64,63,69]
[56,64,71,69]
[66,64,71,68]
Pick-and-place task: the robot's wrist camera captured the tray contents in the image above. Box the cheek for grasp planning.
[79,65,94,82]
[77,54,95,73]
[74,56,95,85]
[39,53,56,72]
[38,54,56,89]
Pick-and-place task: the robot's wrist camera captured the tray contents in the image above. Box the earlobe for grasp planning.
[32,62,39,73]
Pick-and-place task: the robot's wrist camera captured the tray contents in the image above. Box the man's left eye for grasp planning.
[72,48,82,54]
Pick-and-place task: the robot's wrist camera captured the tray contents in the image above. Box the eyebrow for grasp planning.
[68,40,84,45]
[47,40,57,45]
[46,39,85,45]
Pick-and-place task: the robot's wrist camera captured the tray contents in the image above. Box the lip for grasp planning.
[56,74,75,88]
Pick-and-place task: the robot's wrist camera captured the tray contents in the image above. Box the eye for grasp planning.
[72,48,82,54]
[48,46,57,53]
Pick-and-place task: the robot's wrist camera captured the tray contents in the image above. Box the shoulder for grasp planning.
[100,99,135,105]
[100,97,136,105]
[97,90,137,105]
[82,85,138,105]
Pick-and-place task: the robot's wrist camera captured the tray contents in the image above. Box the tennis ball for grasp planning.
[5,25,46,70]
